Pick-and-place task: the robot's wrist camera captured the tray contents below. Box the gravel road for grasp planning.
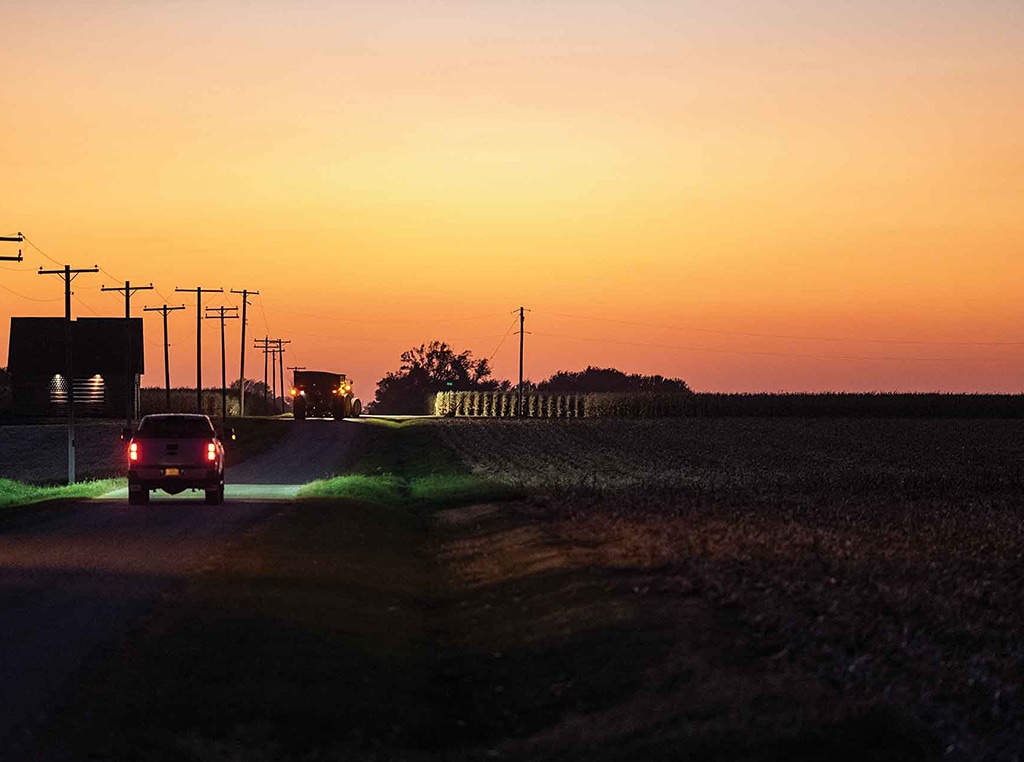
[229,418,359,485]
[0,418,360,758]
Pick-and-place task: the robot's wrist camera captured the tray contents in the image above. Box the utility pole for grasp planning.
[229,288,259,416]
[205,306,239,421]
[270,341,277,410]
[143,304,186,409]
[275,339,290,414]
[101,280,154,429]
[517,306,526,417]
[253,336,271,413]
[175,286,223,414]
[0,232,23,261]
[38,263,99,484]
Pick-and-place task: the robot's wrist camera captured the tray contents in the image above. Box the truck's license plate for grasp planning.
[164,468,181,476]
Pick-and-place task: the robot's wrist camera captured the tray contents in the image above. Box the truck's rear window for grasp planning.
[136,417,215,439]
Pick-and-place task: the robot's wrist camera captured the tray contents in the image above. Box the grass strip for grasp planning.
[298,418,522,508]
[0,477,123,509]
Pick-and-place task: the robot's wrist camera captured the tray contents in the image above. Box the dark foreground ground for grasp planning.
[14,418,1024,760]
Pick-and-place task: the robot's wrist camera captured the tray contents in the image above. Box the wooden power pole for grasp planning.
[205,306,239,421]
[101,280,153,428]
[38,263,100,484]
[0,232,23,261]
[229,288,259,416]
[175,286,223,414]
[517,306,526,417]
[253,336,272,414]
[143,303,186,409]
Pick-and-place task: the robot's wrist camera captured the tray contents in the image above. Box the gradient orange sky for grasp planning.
[3,1,1024,394]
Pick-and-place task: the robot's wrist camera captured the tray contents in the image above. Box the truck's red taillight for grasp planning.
[128,442,139,461]
[207,442,217,462]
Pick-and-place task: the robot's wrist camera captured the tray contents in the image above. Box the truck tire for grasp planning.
[205,483,224,505]
[351,399,362,417]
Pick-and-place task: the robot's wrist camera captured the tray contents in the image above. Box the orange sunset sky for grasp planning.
[3,1,1024,395]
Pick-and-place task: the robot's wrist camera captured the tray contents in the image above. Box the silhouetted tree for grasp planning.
[538,366,691,394]
[371,341,498,414]
[230,377,270,398]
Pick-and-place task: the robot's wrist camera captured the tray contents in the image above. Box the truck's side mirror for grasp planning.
[120,427,133,441]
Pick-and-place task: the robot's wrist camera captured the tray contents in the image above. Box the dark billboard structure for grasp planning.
[7,317,144,417]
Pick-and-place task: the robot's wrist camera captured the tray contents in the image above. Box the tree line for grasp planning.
[369,341,691,414]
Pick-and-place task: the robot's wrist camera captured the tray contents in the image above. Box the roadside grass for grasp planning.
[0,477,123,509]
[297,473,407,504]
[298,418,521,508]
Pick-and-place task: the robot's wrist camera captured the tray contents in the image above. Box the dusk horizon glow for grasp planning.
[4,1,1024,394]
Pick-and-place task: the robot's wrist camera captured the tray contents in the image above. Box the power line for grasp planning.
[530,331,1024,365]
[536,310,1024,349]
[486,316,519,363]
[257,292,271,334]
[274,326,509,343]
[260,302,508,325]
[71,294,101,315]
[98,265,122,284]
[20,236,62,266]
[0,282,61,302]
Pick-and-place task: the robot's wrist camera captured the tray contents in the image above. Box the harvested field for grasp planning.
[435,418,1024,759]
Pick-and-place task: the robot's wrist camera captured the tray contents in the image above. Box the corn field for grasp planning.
[139,388,282,417]
[433,391,690,418]
[433,391,1024,419]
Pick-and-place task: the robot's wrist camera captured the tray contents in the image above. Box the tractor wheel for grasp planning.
[336,396,352,419]
[351,399,362,417]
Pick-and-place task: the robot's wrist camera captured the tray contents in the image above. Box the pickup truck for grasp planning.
[125,413,229,504]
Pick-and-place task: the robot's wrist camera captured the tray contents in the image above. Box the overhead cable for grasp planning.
[537,310,1024,348]
[530,331,1023,364]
